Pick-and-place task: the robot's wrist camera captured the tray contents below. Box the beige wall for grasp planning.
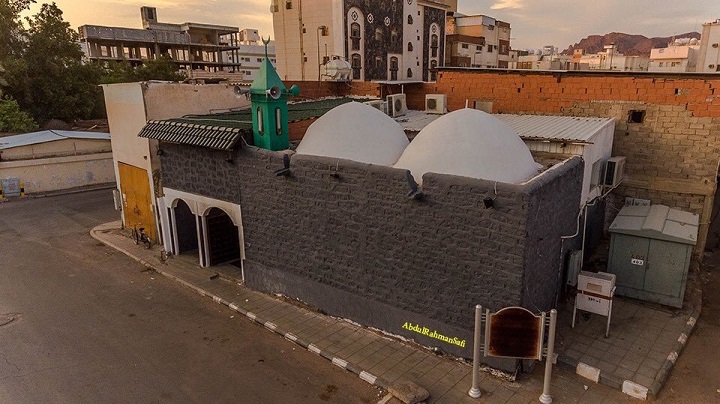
[0,153,114,194]
[102,81,249,234]
[0,139,111,161]
[272,0,336,81]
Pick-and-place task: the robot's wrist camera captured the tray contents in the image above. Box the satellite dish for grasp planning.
[266,86,281,99]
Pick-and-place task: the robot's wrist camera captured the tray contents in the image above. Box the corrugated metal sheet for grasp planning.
[394,111,614,143]
[0,130,110,150]
[138,120,243,150]
[496,114,615,143]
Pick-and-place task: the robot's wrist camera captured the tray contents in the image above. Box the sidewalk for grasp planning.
[92,221,637,403]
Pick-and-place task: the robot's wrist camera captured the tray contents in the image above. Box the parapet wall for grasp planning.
[161,143,582,361]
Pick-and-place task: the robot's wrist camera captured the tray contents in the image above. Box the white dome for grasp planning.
[394,108,539,184]
[296,102,409,166]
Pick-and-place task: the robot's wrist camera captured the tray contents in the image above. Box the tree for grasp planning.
[136,56,185,82]
[99,56,186,84]
[0,97,38,132]
[0,0,34,60]
[4,3,100,123]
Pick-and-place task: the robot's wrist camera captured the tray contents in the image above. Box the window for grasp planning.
[407,15,413,24]
[476,45,482,52]
[487,45,494,53]
[275,108,282,135]
[430,60,437,81]
[375,28,383,41]
[390,56,398,80]
[659,62,664,67]
[391,29,398,46]
[271,0,279,12]
[375,56,383,68]
[431,34,438,58]
[461,44,469,49]
[257,58,263,62]
[350,23,361,51]
[407,68,413,78]
[257,108,264,134]
[285,0,292,9]
[628,110,645,124]
[351,53,361,80]
[408,42,413,52]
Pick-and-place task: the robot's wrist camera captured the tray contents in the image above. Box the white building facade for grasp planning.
[223,29,277,84]
[445,14,510,68]
[648,40,700,73]
[697,19,720,73]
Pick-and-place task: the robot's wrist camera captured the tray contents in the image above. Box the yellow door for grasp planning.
[118,162,156,242]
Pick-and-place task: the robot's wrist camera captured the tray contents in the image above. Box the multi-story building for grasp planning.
[510,46,588,71]
[648,39,700,73]
[575,44,649,72]
[271,0,450,82]
[445,14,510,68]
[697,19,720,73]
[225,29,278,84]
[79,7,246,81]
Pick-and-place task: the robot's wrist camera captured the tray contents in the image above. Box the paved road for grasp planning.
[0,190,380,403]
[656,248,720,403]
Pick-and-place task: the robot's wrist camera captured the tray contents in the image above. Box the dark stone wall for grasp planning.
[521,162,584,311]
[161,143,583,364]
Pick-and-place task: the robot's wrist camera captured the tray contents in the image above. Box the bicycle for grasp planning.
[131,224,152,249]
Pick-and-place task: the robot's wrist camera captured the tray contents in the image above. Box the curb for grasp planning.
[90,225,392,392]
[555,270,703,400]
[0,183,115,203]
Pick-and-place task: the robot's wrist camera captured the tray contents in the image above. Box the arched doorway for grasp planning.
[205,207,241,266]
[174,199,199,255]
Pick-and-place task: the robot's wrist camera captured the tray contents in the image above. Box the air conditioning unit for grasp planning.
[363,100,386,114]
[425,94,447,114]
[603,156,626,188]
[386,93,407,117]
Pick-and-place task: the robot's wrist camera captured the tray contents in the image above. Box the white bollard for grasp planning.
[539,309,557,404]
[468,304,482,399]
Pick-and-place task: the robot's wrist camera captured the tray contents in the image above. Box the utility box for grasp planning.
[607,204,698,308]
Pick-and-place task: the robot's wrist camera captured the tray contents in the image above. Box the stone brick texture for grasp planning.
[161,143,582,338]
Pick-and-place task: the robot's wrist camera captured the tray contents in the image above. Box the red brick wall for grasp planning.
[285,81,380,100]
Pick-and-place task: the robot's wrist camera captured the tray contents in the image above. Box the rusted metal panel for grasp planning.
[118,162,156,242]
[485,307,543,360]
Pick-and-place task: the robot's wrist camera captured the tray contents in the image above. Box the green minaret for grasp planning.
[250,38,300,151]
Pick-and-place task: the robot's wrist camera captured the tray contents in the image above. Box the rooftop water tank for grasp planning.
[324,59,352,81]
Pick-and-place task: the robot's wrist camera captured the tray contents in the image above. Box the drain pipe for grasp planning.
[557,182,622,300]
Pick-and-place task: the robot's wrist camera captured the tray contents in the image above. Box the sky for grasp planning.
[22,0,720,50]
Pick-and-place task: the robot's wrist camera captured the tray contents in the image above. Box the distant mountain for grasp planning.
[562,32,701,56]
